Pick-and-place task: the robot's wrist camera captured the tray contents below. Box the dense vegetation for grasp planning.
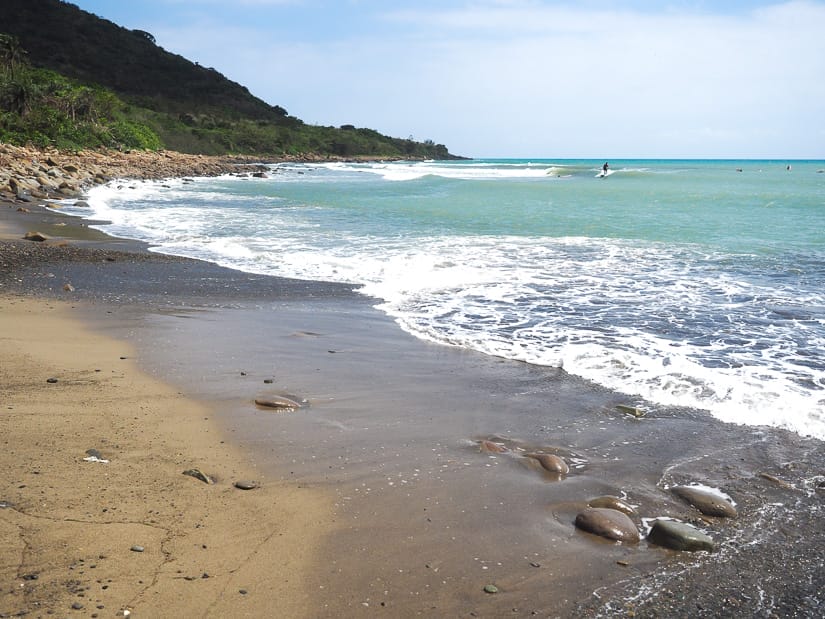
[1,0,457,158]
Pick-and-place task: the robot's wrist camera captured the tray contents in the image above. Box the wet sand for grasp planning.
[2,197,824,617]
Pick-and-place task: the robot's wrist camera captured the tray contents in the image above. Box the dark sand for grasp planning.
[2,200,823,618]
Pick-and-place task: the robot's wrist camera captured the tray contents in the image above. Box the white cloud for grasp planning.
[151,1,825,157]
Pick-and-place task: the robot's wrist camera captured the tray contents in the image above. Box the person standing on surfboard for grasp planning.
[602,162,609,176]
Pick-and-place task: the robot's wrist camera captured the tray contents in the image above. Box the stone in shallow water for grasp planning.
[588,496,636,516]
[672,485,737,518]
[525,453,569,475]
[574,507,640,543]
[647,519,714,552]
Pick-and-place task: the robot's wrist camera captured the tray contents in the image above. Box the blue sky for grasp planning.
[68,1,825,158]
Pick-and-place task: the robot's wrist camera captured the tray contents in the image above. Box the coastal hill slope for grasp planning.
[1,0,457,158]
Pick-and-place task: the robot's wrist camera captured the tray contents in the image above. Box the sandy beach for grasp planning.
[2,148,824,618]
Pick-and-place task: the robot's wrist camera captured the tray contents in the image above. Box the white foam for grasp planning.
[63,172,825,442]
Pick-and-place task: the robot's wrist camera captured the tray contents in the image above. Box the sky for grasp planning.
[66,0,825,158]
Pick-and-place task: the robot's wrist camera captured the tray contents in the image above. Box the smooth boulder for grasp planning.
[588,496,636,516]
[525,453,569,475]
[672,485,737,517]
[647,519,714,552]
[574,507,640,543]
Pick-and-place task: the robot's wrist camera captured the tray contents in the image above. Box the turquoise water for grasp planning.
[68,159,825,439]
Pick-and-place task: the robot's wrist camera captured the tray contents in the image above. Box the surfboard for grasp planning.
[595,169,615,178]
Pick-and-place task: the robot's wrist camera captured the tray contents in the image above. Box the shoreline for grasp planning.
[3,146,824,617]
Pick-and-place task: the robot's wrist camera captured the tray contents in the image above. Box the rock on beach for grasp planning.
[647,519,715,552]
[574,507,640,543]
[525,452,569,475]
[672,485,737,518]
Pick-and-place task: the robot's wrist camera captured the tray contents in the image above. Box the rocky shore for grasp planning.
[0,143,278,204]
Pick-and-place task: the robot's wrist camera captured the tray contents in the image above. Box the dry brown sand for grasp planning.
[0,292,333,618]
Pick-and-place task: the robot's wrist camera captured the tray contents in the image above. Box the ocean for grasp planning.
[64,158,825,440]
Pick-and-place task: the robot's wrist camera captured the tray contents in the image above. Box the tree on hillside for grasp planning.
[0,34,28,79]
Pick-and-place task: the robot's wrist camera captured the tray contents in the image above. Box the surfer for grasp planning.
[602,162,609,176]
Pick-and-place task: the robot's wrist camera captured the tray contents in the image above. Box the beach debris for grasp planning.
[647,519,714,552]
[478,439,508,454]
[130,545,145,553]
[483,584,499,594]
[254,395,303,411]
[63,283,75,292]
[22,231,48,242]
[525,452,569,475]
[182,468,215,484]
[616,404,646,418]
[671,485,737,518]
[83,448,110,464]
[234,480,259,490]
[588,496,636,516]
[16,206,29,212]
[0,500,12,509]
[574,507,641,543]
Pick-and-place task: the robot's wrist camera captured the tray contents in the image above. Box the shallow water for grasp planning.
[62,159,825,440]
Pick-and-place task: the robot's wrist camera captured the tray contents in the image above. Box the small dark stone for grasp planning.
[46,377,59,384]
[234,480,259,490]
[239,589,248,595]
[71,602,84,609]
[263,379,273,384]
[22,573,39,580]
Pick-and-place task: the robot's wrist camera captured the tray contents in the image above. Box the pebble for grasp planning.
[647,519,714,552]
[483,584,499,594]
[130,545,144,553]
[234,480,259,490]
[46,377,58,383]
[574,507,640,543]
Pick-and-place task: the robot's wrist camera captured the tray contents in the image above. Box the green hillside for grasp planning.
[1,0,458,158]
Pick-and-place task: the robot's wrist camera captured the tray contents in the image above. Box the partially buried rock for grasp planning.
[525,453,569,475]
[647,519,714,552]
[588,496,636,516]
[672,485,737,518]
[23,231,48,242]
[478,440,508,454]
[234,480,259,490]
[183,469,215,484]
[254,396,303,411]
[574,507,640,543]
